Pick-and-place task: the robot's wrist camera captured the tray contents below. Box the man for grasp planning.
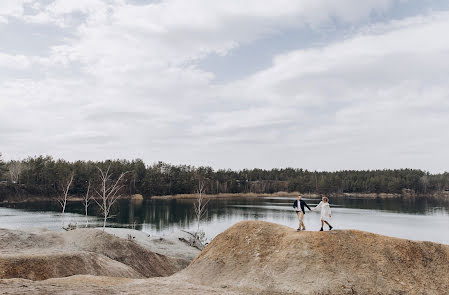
[293,195,311,231]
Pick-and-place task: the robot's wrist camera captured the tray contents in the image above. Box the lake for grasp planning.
[1,197,448,244]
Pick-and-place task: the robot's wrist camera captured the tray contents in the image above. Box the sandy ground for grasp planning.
[0,275,241,295]
[0,228,189,281]
[183,221,449,294]
[1,221,449,294]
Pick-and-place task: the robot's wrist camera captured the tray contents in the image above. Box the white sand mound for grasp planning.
[0,228,189,281]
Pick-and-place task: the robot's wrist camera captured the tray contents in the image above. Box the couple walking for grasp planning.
[293,195,333,231]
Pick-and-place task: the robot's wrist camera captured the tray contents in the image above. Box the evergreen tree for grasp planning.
[2,155,448,198]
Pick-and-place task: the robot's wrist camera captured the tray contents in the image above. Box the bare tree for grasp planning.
[0,153,6,179]
[93,166,128,230]
[8,161,24,184]
[58,173,74,229]
[420,175,429,194]
[82,180,92,228]
[194,178,209,237]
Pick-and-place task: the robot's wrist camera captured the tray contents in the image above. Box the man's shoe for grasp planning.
[329,226,333,230]
[297,228,301,231]
[320,228,323,231]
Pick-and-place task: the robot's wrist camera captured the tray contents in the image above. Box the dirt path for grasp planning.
[0,276,240,295]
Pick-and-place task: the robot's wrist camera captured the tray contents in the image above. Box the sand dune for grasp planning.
[182,221,449,294]
[0,228,189,280]
[1,222,449,294]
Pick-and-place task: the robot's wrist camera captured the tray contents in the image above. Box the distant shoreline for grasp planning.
[151,192,299,199]
[0,194,144,204]
[150,191,446,200]
[1,191,448,204]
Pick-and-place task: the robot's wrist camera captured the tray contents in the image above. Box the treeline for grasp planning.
[0,155,448,198]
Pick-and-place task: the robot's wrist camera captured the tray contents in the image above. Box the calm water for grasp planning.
[1,197,448,244]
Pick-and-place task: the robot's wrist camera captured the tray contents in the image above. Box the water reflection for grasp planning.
[1,197,448,244]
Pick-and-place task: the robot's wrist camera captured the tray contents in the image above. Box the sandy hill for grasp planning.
[1,221,449,294]
[180,221,449,294]
[0,228,188,281]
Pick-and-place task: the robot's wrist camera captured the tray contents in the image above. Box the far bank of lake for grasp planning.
[2,190,449,204]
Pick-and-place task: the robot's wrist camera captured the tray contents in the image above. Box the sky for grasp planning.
[1,0,449,172]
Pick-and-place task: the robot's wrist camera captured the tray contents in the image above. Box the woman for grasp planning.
[313,196,333,231]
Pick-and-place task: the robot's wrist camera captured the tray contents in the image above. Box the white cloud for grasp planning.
[15,0,396,64]
[0,53,31,69]
[229,11,449,103]
[1,1,449,171]
[0,0,28,19]
[211,11,449,170]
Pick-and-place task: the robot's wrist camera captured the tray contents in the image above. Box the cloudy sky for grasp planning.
[1,0,449,172]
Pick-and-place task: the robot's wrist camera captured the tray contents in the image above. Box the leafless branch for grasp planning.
[82,180,91,228]
[194,178,209,240]
[57,172,74,229]
[8,161,25,184]
[94,165,129,230]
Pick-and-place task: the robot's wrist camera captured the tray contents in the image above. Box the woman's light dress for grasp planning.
[314,201,331,222]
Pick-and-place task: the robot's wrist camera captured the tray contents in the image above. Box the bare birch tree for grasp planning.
[8,161,24,184]
[93,165,128,230]
[194,178,209,237]
[420,175,429,194]
[58,173,74,229]
[82,180,92,228]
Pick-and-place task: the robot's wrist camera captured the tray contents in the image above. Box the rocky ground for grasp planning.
[1,221,449,294]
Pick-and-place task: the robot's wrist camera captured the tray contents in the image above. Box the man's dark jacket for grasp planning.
[293,199,311,214]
